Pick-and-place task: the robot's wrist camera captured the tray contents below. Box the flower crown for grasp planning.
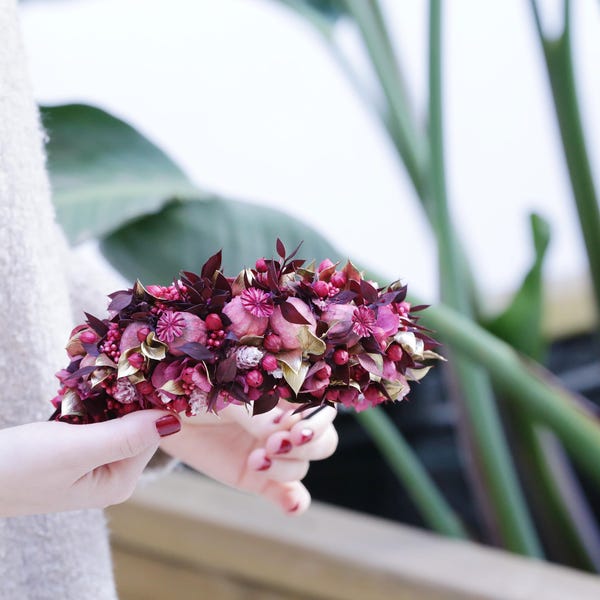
[52,241,442,423]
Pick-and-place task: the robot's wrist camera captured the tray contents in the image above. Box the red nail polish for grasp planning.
[155,415,181,437]
[276,439,293,454]
[257,457,272,471]
[299,428,314,445]
[273,414,283,424]
[289,502,300,513]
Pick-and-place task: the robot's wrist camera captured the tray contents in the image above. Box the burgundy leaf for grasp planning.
[178,342,214,361]
[360,280,378,304]
[252,392,280,416]
[82,342,100,357]
[280,300,311,325]
[276,238,286,259]
[286,241,303,263]
[410,304,430,312]
[201,249,222,279]
[216,355,237,383]
[108,292,133,312]
[84,312,109,337]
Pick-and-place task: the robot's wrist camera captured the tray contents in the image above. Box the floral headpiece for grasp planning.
[52,241,442,423]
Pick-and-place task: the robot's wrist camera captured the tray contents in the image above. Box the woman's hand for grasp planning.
[159,403,338,515]
[0,409,181,517]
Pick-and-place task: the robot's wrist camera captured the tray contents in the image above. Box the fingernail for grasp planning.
[299,428,313,445]
[257,457,272,471]
[155,415,181,437]
[276,439,293,454]
[273,413,283,424]
[288,502,300,513]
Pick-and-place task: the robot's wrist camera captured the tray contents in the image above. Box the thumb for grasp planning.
[71,410,181,469]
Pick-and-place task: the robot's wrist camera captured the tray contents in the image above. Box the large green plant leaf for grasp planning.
[100,196,343,284]
[42,103,197,244]
[485,213,551,361]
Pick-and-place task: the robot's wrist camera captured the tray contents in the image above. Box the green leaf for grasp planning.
[486,213,551,361]
[42,103,197,244]
[100,196,343,284]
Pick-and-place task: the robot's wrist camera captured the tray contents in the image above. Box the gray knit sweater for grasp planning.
[0,1,120,597]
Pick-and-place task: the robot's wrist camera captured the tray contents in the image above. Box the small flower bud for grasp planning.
[333,349,349,365]
[205,313,223,331]
[246,369,264,388]
[127,352,145,369]
[318,259,334,273]
[255,258,268,273]
[248,387,262,401]
[313,280,329,298]
[330,271,347,288]
[79,330,97,344]
[262,354,278,372]
[263,333,282,353]
[387,343,403,362]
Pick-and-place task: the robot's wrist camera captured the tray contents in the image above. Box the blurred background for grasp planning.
[18,0,600,596]
[20,0,599,302]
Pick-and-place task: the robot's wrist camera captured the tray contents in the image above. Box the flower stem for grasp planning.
[427,0,542,557]
[530,0,600,319]
[355,407,467,539]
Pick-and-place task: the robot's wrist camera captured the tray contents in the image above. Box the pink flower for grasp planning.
[302,361,331,396]
[114,377,140,404]
[241,288,274,318]
[166,312,208,356]
[222,296,269,338]
[156,311,185,343]
[120,322,150,352]
[352,306,376,338]
[269,297,317,350]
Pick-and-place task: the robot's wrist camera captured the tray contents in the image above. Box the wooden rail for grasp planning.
[108,469,600,600]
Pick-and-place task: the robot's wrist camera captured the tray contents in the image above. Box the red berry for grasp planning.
[333,349,349,365]
[255,258,268,273]
[205,313,223,331]
[313,280,329,298]
[246,369,264,388]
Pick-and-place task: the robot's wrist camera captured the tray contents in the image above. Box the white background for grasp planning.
[19,0,600,304]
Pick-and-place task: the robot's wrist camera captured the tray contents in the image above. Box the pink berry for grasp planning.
[246,369,264,388]
[262,354,278,372]
[333,349,349,365]
[205,313,223,331]
[255,258,268,273]
[313,281,329,298]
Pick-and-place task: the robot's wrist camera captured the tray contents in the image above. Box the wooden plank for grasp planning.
[112,548,313,600]
[108,470,600,600]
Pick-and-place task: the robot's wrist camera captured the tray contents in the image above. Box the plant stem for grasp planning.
[355,408,468,539]
[427,0,542,557]
[530,0,600,319]
[420,299,600,489]
[342,0,425,200]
